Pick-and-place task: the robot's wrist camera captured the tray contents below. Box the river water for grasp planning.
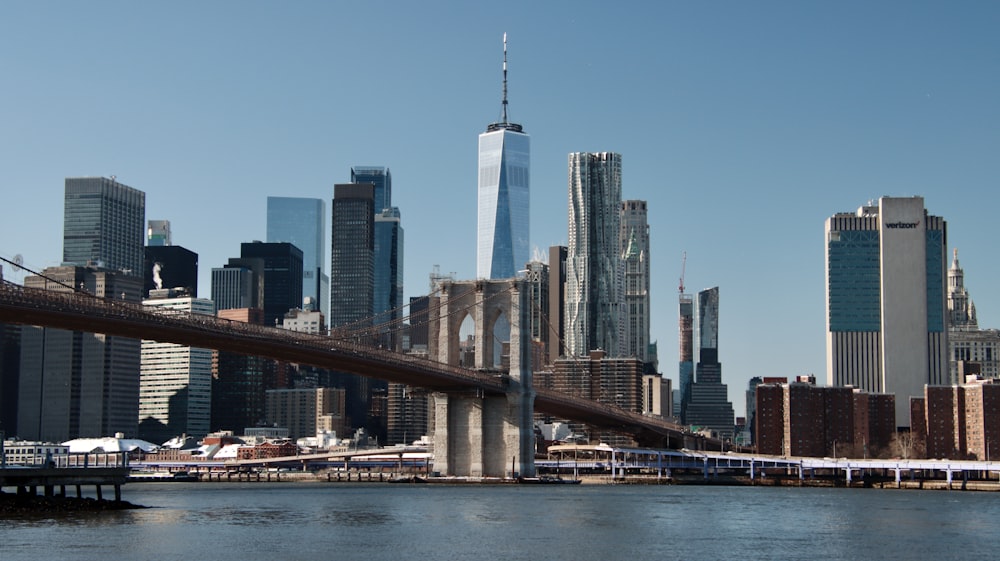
[2,482,998,561]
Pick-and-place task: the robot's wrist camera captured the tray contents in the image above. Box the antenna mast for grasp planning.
[501,32,509,125]
[486,33,522,133]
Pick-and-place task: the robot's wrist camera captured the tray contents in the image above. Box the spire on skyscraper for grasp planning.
[488,32,523,133]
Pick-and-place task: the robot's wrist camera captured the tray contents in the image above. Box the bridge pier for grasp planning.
[432,390,533,478]
[429,280,535,478]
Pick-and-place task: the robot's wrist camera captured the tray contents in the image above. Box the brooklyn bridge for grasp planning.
[0,278,712,477]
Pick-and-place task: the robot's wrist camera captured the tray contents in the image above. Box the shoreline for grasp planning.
[125,469,1000,492]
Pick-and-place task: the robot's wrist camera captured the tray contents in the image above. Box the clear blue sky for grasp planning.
[3,1,999,417]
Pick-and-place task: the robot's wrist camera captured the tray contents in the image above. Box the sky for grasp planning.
[2,1,999,417]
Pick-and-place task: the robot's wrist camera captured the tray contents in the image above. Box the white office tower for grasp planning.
[477,33,530,280]
[139,295,215,443]
[565,152,623,358]
[825,196,948,427]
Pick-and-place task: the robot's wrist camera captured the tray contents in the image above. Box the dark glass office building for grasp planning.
[684,286,735,439]
[144,245,198,298]
[63,177,145,276]
[240,242,304,327]
[374,207,403,349]
[330,184,374,330]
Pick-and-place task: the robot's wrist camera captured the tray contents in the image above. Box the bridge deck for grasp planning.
[0,281,704,448]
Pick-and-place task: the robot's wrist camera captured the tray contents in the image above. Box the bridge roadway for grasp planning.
[0,281,700,448]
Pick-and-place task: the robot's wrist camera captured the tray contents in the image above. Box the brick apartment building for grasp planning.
[913,379,1000,460]
[755,378,894,457]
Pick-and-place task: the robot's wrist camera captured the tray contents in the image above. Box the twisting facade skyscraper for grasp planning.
[565,152,623,358]
[477,33,529,280]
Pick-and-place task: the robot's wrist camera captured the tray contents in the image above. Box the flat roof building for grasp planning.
[825,196,948,427]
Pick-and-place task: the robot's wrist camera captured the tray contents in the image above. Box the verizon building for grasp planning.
[825,196,948,428]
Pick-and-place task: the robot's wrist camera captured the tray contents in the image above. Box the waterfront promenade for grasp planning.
[128,446,1000,491]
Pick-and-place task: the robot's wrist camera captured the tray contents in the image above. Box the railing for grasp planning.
[2,452,129,469]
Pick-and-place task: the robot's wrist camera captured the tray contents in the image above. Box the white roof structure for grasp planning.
[63,436,159,454]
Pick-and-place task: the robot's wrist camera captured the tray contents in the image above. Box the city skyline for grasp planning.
[3,3,1000,416]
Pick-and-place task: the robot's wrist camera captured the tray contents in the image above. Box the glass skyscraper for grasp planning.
[350,166,404,348]
[330,183,382,441]
[266,197,328,319]
[374,207,404,350]
[240,242,304,328]
[825,196,948,427]
[477,35,529,280]
[564,152,623,358]
[63,176,145,276]
[351,167,392,214]
[684,286,735,439]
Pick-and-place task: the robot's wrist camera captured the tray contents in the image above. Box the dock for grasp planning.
[0,465,130,502]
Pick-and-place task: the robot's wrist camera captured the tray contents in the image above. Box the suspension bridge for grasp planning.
[0,276,709,477]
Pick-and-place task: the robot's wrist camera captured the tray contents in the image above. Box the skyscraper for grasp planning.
[374,207,404,349]
[17,177,146,441]
[330,184,375,330]
[678,291,694,423]
[944,250,1000,381]
[564,152,623,358]
[266,197,328,320]
[825,196,948,427]
[349,167,403,348]
[19,267,143,441]
[684,286,735,439]
[477,34,530,280]
[330,183,381,440]
[547,245,567,365]
[620,200,650,363]
[351,167,392,214]
[240,242,304,327]
[948,249,976,331]
[63,176,145,276]
[139,293,214,443]
[524,256,549,370]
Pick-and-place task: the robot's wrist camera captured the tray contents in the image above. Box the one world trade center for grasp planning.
[477,33,530,280]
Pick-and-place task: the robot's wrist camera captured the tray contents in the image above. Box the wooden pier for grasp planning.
[0,466,130,502]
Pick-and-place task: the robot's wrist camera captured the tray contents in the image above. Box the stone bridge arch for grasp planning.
[427,279,534,477]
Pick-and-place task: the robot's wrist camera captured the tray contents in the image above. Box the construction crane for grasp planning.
[678,251,687,294]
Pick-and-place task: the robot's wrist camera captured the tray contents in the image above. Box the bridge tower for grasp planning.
[428,279,535,477]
